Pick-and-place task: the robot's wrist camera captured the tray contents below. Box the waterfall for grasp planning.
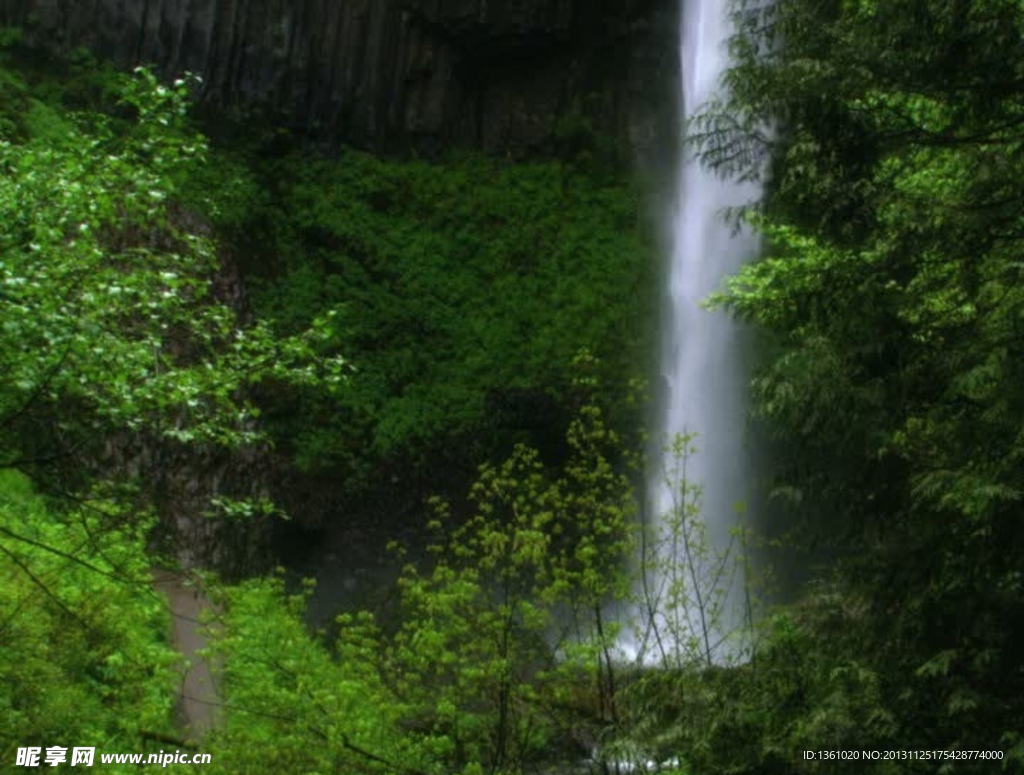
[634,0,759,666]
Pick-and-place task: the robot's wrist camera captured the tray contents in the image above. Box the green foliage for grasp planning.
[392,406,634,767]
[0,471,180,767]
[0,60,344,475]
[206,390,638,774]
[0,50,346,768]
[621,583,902,775]
[232,143,653,489]
[0,33,655,772]
[693,0,1024,767]
[206,577,432,775]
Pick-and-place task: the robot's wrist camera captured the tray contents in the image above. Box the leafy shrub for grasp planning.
[226,145,654,501]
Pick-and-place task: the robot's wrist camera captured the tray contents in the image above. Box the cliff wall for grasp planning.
[1,0,678,160]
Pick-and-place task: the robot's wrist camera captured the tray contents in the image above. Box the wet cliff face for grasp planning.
[1,0,678,161]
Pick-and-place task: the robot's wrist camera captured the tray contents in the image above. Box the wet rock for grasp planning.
[1,0,677,162]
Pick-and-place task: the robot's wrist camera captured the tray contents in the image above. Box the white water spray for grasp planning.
[633,0,759,665]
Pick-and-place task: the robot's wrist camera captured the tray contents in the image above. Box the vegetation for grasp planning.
[692,0,1024,768]
[4,0,1024,771]
[0,36,341,766]
[0,45,344,490]
[206,377,639,775]
[205,137,654,506]
[1,470,178,767]
[0,33,655,773]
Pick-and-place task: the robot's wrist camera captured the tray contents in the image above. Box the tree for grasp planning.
[0,51,345,765]
[633,432,752,670]
[380,368,637,773]
[204,368,638,775]
[0,59,344,554]
[695,0,1024,764]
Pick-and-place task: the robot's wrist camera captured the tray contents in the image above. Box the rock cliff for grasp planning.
[1,0,678,160]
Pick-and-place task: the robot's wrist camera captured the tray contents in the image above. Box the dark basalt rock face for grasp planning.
[1,0,678,162]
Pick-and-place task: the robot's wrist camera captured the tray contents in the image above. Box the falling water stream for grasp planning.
[635,0,760,665]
